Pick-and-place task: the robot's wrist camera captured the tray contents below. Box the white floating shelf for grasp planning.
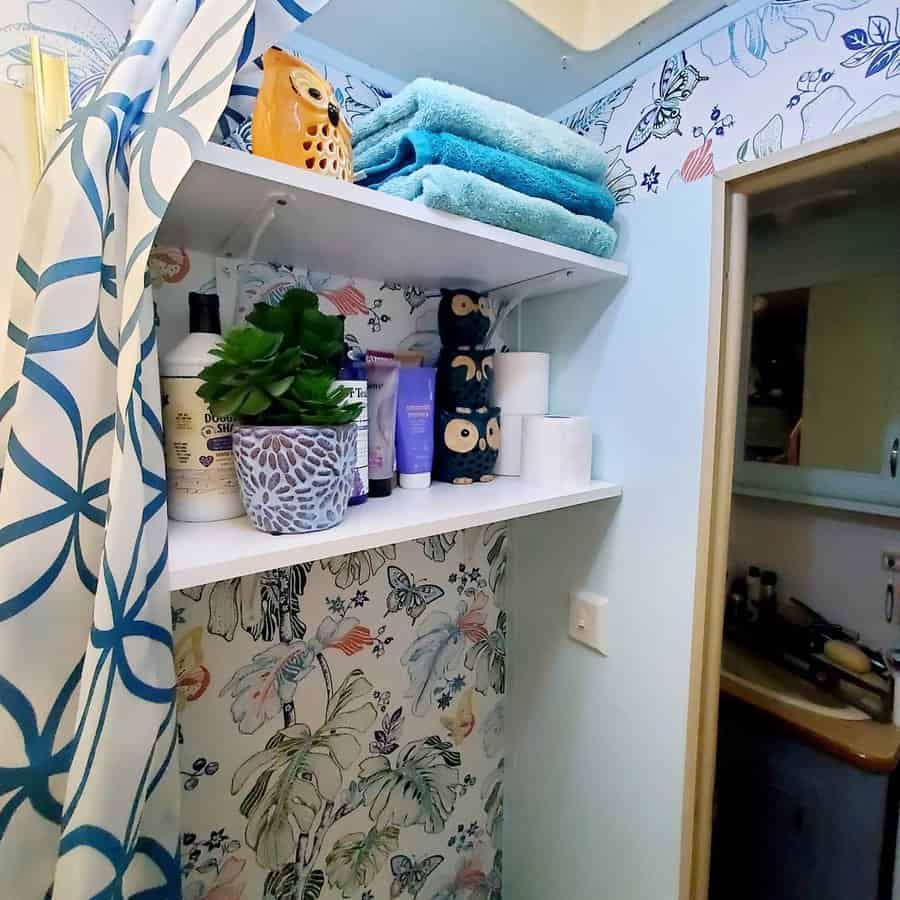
[167,478,622,590]
[157,143,627,297]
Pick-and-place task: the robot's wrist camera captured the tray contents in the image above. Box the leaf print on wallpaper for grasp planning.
[324,546,398,589]
[199,566,311,645]
[360,736,461,833]
[626,52,709,152]
[176,527,503,898]
[341,76,392,124]
[841,12,900,77]
[231,670,377,868]
[221,615,374,734]
[418,532,458,564]
[562,81,635,138]
[402,593,489,717]
[604,145,638,205]
[464,611,506,697]
[479,702,503,762]
[324,825,400,897]
[371,706,405,755]
[481,760,504,845]
[700,0,870,78]
[737,112,786,161]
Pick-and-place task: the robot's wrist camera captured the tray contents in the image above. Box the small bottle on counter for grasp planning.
[337,349,369,506]
[745,565,762,624]
[161,292,244,523]
[760,570,778,629]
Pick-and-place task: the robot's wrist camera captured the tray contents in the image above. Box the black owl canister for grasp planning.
[436,348,495,410]
[438,289,492,347]
[433,407,501,485]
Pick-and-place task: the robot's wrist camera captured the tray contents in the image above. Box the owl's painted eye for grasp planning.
[486,417,501,450]
[451,293,475,317]
[308,87,323,100]
[445,418,479,453]
[451,355,477,382]
[478,296,492,317]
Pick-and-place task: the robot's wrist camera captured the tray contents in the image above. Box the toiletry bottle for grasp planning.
[745,565,761,624]
[760,570,778,630]
[366,352,400,498]
[396,366,436,489]
[161,293,244,522]
[337,349,369,505]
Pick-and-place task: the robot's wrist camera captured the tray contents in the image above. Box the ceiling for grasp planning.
[303,0,734,115]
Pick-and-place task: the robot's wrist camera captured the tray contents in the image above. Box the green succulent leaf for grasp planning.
[195,290,356,426]
[210,387,251,417]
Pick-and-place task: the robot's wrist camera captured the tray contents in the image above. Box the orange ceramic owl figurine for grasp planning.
[252,47,353,181]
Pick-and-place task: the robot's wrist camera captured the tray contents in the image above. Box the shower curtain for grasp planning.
[0,1,331,895]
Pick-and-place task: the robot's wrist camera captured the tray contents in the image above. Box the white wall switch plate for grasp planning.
[569,591,608,655]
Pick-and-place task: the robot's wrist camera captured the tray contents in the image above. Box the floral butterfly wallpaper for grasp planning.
[174,525,506,900]
[558,0,900,204]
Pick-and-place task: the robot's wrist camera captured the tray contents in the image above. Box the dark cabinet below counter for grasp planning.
[711,696,900,900]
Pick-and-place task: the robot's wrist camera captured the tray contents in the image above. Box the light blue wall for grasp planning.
[505,178,716,899]
[554,0,900,204]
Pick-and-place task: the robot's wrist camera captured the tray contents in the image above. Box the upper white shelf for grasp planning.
[157,143,627,296]
[167,478,622,590]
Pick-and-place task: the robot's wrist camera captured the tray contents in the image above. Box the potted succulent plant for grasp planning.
[197,289,362,534]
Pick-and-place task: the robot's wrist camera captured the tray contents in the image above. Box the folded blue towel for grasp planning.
[353,78,607,182]
[358,130,616,222]
[379,165,617,259]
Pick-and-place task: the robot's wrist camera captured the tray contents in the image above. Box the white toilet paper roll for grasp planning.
[490,352,550,415]
[521,416,593,488]
[495,413,526,476]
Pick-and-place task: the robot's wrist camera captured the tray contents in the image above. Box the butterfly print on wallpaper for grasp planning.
[627,52,709,152]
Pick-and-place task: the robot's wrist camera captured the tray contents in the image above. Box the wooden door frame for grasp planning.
[679,111,900,900]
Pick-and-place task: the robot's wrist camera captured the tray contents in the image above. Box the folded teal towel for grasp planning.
[380,165,617,259]
[353,78,607,182]
[359,130,616,222]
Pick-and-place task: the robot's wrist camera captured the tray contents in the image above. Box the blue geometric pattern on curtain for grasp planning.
[0,1,331,896]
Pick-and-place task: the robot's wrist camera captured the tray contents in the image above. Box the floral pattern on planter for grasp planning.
[233,424,356,533]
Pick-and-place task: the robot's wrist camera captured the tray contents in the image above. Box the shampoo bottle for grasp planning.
[337,349,369,505]
[161,293,244,522]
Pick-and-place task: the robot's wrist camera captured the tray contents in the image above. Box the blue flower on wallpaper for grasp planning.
[0,0,123,106]
[641,165,661,192]
[841,12,900,76]
[701,0,870,78]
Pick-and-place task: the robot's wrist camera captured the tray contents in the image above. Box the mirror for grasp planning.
[745,272,900,473]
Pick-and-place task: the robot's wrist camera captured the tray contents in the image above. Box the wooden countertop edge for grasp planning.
[720,672,900,774]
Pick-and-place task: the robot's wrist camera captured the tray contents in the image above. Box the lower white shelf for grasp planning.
[167,477,622,590]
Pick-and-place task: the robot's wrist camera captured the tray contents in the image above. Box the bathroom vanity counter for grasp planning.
[720,673,900,773]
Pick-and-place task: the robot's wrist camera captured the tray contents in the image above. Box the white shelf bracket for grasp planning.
[487,268,575,348]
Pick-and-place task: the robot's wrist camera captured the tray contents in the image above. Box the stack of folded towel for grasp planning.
[352,79,617,258]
